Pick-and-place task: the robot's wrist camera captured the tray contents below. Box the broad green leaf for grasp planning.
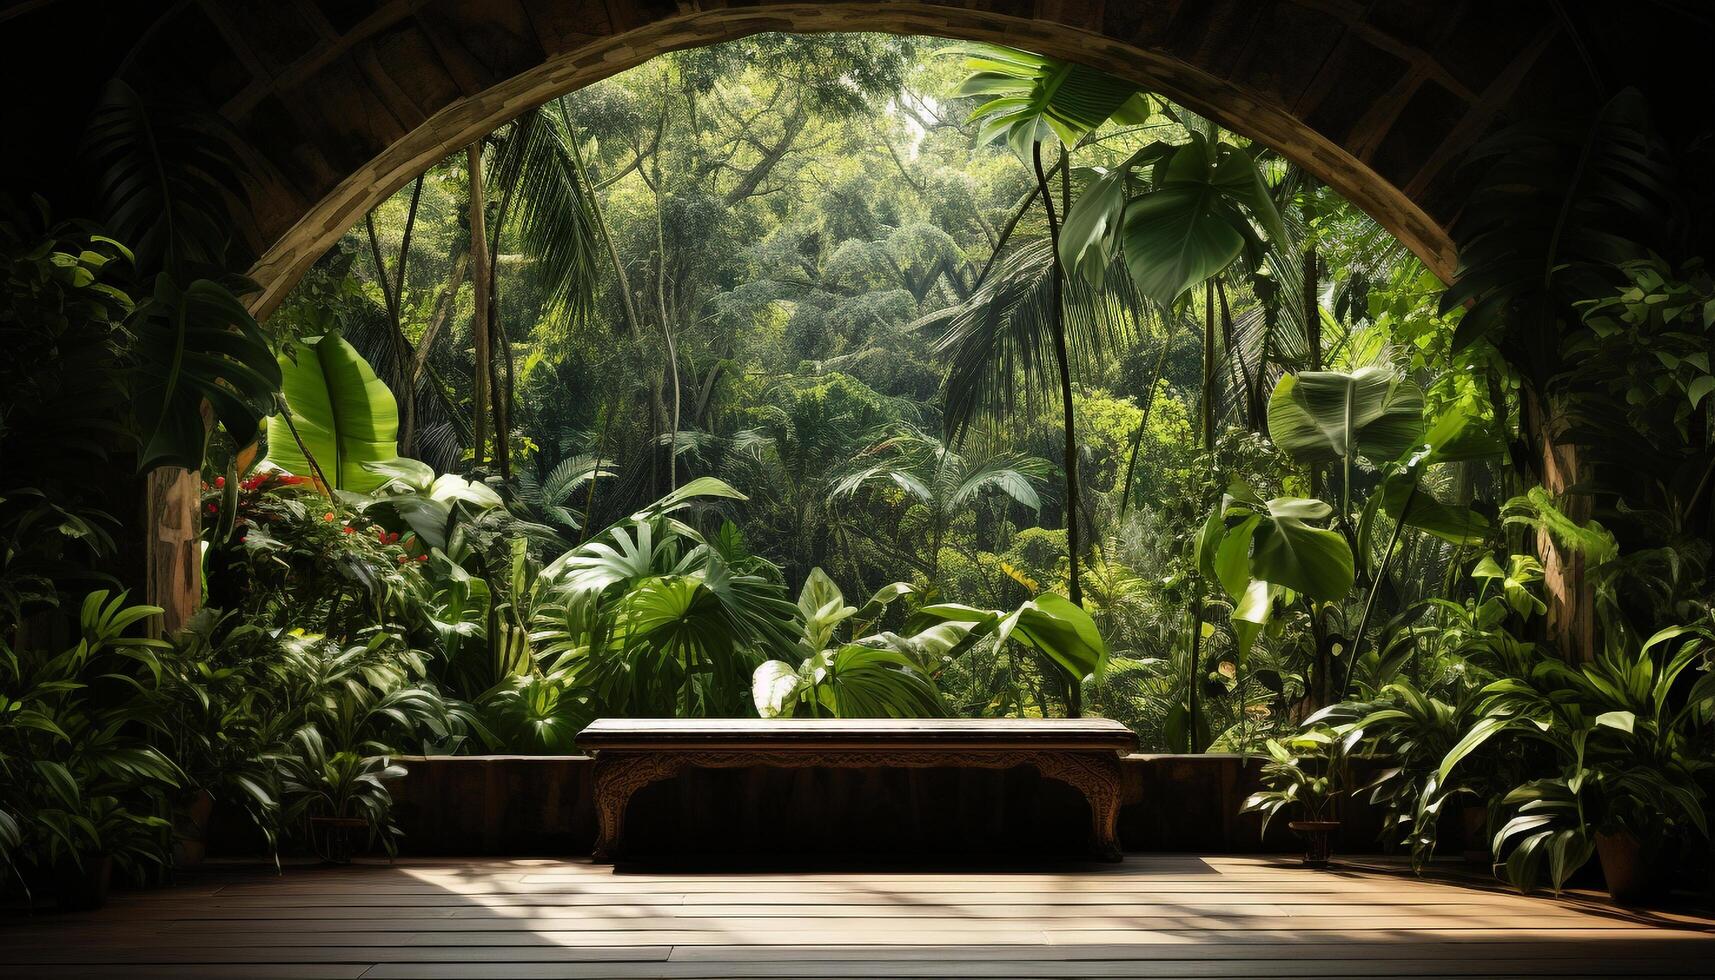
[1208,145,1287,252]
[1593,710,1635,733]
[1121,181,1245,308]
[752,659,803,719]
[1381,474,1492,546]
[1230,579,1273,661]
[1011,593,1109,681]
[1250,513,1354,602]
[1267,367,1425,466]
[1213,514,1258,601]
[361,456,436,489]
[133,277,282,473]
[265,332,400,493]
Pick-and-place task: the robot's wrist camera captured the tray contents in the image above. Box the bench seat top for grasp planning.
[577,718,1137,754]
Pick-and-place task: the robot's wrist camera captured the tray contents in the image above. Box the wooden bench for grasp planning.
[577,718,1138,862]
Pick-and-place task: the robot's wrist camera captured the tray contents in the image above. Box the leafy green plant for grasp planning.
[532,479,800,716]
[752,568,943,718]
[1240,727,1351,831]
[266,332,401,493]
[1064,133,1286,308]
[1438,625,1715,892]
[0,223,130,622]
[909,591,1109,716]
[278,726,406,858]
[949,43,1148,162]
[82,81,282,473]
[0,592,184,894]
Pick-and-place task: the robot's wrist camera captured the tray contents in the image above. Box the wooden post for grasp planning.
[144,466,201,638]
[1526,391,1595,661]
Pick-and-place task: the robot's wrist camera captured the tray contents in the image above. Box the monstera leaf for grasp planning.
[1205,487,1355,603]
[1119,136,1285,307]
[952,43,1148,161]
[1267,367,1425,467]
[132,276,281,472]
[1062,134,1285,306]
[265,332,399,493]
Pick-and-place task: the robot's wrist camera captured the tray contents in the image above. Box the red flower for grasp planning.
[205,503,218,514]
[341,526,355,535]
[416,554,428,562]
[214,476,226,488]
[323,512,336,522]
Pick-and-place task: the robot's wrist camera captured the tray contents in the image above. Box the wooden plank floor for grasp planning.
[3,855,1712,978]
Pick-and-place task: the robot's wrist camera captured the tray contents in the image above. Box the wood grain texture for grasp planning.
[577,717,1140,752]
[4,856,1709,978]
[580,720,1134,862]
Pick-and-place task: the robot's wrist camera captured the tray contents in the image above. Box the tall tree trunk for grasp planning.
[1033,139,1081,718]
[487,154,519,481]
[1303,213,1322,500]
[1202,280,1217,447]
[467,142,492,469]
[364,175,423,457]
[652,157,681,493]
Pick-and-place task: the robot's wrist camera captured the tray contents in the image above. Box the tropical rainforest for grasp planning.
[3,33,1712,901]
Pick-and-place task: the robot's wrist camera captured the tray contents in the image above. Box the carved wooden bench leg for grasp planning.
[591,752,685,863]
[1035,751,1125,861]
[590,755,627,863]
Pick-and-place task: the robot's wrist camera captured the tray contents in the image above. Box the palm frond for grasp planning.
[925,238,1150,438]
[489,106,604,331]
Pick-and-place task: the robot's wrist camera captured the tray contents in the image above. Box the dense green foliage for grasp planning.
[2,33,1711,904]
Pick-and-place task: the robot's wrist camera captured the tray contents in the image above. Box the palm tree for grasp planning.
[830,425,1047,588]
[484,101,608,479]
[947,46,1148,599]
[937,43,1152,611]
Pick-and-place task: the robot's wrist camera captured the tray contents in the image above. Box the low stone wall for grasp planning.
[385,753,1389,857]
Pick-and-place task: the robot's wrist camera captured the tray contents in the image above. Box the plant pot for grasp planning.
[1459,804,1490,867]
[1596,831,1651,905]
[308,816,370,864]
[1289,820,1341,868]
[173,789,216,868]
[45,855,113,912]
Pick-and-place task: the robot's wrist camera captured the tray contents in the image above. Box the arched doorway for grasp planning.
[3,0,1650,315]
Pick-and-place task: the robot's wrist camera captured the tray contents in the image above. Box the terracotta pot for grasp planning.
[308,816,370,864]
[173,789,216,868]
[1596,831,1650,905]
[1289,820,1341,868]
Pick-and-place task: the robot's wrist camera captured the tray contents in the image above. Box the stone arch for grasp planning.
[4,0,1647,317]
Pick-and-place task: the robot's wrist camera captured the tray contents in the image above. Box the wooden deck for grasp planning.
[3,855,1712,978]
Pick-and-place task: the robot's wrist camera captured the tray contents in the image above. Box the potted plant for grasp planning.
[1242,728,1348,867]
[27,795,172,911]
[280,727,405,864]
[1441,624,1715,901]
